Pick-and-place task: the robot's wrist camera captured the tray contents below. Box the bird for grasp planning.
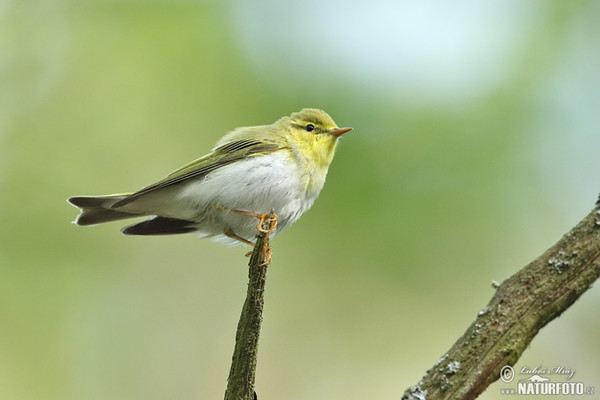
[67,108,352,247]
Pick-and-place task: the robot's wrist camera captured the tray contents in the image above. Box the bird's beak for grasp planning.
[329,127,353,137]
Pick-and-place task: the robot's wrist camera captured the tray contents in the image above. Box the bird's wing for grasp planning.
[112,138,283,208]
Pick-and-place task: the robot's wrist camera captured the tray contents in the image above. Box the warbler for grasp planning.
[68,108,351,246]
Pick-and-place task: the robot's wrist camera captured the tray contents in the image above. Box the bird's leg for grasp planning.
[212,204,278,235]
[223,228,273,264]
[228,210,277,264]
[216,205,277,264]
[223,228,272,264]
[224,228,255,247]
[230,209,278,235]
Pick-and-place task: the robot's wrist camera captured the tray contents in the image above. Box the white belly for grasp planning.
[174,151,321,242]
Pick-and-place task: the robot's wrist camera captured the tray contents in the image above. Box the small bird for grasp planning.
[68,108,351,246]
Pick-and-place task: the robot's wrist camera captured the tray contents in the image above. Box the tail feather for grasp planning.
[68,194,141,226]
[68,194,198,235]
[121,217,198,235]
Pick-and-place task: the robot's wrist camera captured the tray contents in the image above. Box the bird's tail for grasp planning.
[67,194,141,226]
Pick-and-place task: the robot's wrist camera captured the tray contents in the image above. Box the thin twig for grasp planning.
[224,211,276,400]
[402,204,600,400]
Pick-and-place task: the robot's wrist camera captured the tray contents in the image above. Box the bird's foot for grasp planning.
[230,209,278,235]
[220,208,276,265]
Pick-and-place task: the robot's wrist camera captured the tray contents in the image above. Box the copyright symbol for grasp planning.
[500,365,515,383]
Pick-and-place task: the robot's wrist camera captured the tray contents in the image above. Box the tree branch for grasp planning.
[403,204,600,400]
[224,211,276,400]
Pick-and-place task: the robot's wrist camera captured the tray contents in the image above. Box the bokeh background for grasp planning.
[2,1,599,399]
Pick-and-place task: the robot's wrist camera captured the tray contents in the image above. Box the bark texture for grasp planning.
[224,212,276,400]
[403,205,600,400]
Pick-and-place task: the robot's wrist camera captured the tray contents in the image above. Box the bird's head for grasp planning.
[280,108,352,169]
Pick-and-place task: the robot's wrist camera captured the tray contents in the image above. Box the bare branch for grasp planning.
[224,211,276,400]
[403,205,600,400]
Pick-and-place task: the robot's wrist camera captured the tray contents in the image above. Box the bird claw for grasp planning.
[243,240,272,265]
[256,213,278,235]
[222,208,277,264]
[259,244,273,266]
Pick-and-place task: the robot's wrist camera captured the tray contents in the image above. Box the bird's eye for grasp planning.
[305,124,315,132]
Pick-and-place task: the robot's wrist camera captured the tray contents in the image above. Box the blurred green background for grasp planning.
[2,1,599,399]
